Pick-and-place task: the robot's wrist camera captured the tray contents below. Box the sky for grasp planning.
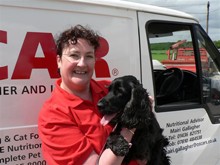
[122,0,220,41]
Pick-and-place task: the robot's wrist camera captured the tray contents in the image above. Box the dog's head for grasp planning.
[98,75,152,128]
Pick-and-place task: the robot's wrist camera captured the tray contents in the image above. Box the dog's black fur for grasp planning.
[98,75,170,165]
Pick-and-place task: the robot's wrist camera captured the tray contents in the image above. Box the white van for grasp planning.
[1,0,220,164]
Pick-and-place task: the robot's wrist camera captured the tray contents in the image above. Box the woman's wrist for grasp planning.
[120,128,136,142]
[126,128,135,135]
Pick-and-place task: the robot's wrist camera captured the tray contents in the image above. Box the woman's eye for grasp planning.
[70,54,79,59]
[86,55,95,59]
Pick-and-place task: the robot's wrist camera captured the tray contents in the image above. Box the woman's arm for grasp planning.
[38,105,95,165]
[98,127,135,165]
[83,151,99,165]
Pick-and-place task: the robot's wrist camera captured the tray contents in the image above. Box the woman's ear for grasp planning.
[57,55,61,68]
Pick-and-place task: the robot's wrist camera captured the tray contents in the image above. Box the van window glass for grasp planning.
[195,25,220,123]
[147,23,200,106]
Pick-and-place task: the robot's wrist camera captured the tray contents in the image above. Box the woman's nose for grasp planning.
[77,57,86,66]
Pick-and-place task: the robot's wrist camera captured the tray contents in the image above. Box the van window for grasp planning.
[148,23,199,105]
[147,22,220,123]
[195,25,220,123]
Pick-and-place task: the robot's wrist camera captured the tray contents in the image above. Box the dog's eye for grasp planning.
[114,87,124,96]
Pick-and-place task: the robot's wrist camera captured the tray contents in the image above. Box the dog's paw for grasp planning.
[106,134,130,156]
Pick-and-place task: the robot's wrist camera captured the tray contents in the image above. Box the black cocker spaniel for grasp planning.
[98,75,170,165]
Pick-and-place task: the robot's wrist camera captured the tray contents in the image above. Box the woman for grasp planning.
[38,25,137,165]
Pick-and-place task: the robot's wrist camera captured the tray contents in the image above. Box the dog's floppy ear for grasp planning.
[121,84,152,129]
[128,76,141,89]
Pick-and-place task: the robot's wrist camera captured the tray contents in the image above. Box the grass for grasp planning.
[151,50,168,62]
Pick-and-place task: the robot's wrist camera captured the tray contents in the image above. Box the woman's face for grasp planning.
[57,38,96,93]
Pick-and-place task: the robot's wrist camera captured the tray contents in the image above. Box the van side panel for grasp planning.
[0,1,140,164]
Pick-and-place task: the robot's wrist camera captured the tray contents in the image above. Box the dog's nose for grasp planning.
[97,101,104,109]
[97,99,107,109]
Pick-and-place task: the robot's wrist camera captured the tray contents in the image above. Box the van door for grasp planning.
[138,12,220,165]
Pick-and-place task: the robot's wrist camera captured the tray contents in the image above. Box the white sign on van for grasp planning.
[157,109,219,164]
[0,126,45,165]
[165,117,217,154]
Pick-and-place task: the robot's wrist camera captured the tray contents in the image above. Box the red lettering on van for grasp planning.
[95,37,110,77]
[0,30,8,80]
[0,31,111,80]
[11,32,60,79]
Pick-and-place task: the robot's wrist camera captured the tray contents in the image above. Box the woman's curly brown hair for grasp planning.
[55,24,100,57]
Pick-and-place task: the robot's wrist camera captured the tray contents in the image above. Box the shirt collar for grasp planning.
[54,78,107,108]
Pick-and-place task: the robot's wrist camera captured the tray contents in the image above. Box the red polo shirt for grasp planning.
[38,78,113,165]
